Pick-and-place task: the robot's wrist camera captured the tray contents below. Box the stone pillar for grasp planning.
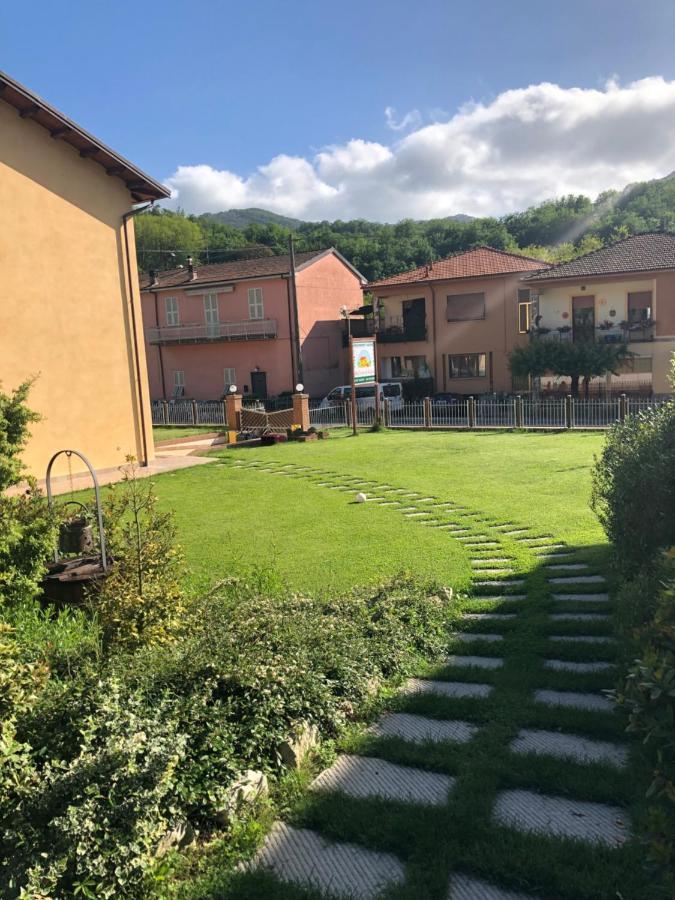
[225,393,242,438]
[293,392,310,431]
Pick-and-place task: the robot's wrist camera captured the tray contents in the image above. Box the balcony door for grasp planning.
[204,293,219,337]
[572,296,595,343]
[402,298,426,340]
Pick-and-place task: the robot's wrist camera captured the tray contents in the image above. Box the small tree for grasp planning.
[509,340,633,397]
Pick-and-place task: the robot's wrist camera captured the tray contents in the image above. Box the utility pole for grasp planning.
[288,234,303,386]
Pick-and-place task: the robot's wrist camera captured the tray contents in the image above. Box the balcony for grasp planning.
[147,319,278,345]
[531,321,656,345]
[377,316,428,343]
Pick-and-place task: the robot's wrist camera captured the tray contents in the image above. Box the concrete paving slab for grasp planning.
[404,678,493,698]
[455,633,504,643]
[472,569,516,576]
[493,789,631,847]
[544,659,615,673]
[534,689,614,713]
[472,594,527,602]
[448,873,537,900]
[510,728,628,768]
[473,579,525,588]
[548,635,614,644]
[248,823,405,899]
[370,712,479,745]
[464,613,517,621]
[471,558,513,565]
[545,563,589,571]
[552,593,610,602]
[311,754,456,806]
[445,655,504,669]
[548,575,606,584]
[549,613,610,622]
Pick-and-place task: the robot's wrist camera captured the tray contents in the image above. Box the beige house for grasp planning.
[524,232,675,395]
[0,70,169,478]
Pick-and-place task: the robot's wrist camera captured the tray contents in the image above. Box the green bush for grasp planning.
[591,399,675,573]
[4,577,452,898]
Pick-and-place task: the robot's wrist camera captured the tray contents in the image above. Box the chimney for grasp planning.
[187,256,197,280]
[149,269,159,288]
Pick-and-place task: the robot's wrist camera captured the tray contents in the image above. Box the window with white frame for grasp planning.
[518,289,531,334]
[248,286,264,320]
[223,367,236,390]
[203,293,219,334]
[173,370,185,398]
[165,296,179,326]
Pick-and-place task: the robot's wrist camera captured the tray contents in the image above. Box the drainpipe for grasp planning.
[429,281,438,393]
[288,235,304,385]
[285,277,297,389]
[122,202,153,466]
[152,289,167,399]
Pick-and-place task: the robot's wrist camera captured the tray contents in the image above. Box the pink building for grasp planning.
[140,249,365,400]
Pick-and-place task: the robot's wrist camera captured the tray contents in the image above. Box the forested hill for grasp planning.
[136,173,675,282]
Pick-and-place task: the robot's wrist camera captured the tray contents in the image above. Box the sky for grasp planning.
[4,0,675,221]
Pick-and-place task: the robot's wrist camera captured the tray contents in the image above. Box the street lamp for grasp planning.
[295,383,304,393]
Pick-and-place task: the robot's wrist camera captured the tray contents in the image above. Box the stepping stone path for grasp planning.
[234,463,633,896]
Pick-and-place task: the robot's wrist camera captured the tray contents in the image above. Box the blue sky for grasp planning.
[4,0,675,219]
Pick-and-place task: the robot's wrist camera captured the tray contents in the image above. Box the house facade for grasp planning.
[366,247,548,394]
[524,232,675,395]
[0,70,168,478]
[140,249,365,401]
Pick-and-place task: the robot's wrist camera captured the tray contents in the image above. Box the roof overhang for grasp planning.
[525,267,673,287]
[0,70,170,203]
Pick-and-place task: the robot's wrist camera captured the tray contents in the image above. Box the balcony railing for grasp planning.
[147,319,278,344]
[377,316,427,343]
[531,321,656,345]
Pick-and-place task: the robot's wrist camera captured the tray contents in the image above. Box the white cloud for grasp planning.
[384,105,422,132]
[165,77,675,222]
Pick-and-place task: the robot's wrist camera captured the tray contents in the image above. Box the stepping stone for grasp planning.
[544,659,615,673]
[399,507,418,513]
[404,678,493,698]
[403,511,431,517]
[535,550,573,558]
[370,712,479,745]
[472,594,527,602]
[548,635,614,644]
[448,873,537,899]
[552,593,610,603]
[416,497,437,502]
[445,655,503,669]
[447,529,471,535]
[546,563,589,571]
[534,689,614,713]
[473,579,525,589]
[464,543,502,550]
[456,534,489,541]
[510,728,628,768]
[493,789,631,847]
[549,613,610,622]
[471,558,512,565]
[549,575,606,584]
[312,755,455,806]
[472,569,515,576]
[501,529,529,536]
[433,523,464,530]
[378,501,401,507]
[248,823,405,899]
[464,613,516,621]
[455,633,504,643]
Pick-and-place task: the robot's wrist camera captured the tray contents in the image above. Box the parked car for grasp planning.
[320,382,403,410]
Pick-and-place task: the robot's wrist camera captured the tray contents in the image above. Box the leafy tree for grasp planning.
[509,340,633,397]
[135,208,205,272]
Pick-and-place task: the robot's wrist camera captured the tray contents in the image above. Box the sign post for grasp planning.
[350,337,377,436]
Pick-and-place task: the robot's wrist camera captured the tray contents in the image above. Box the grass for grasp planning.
[153,425,222,443]
[147,429,606,594]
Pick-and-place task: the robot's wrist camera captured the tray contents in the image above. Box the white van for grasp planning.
[319,382,403,410]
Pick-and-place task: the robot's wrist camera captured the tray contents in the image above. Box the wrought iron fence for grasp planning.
[309,404,350,428]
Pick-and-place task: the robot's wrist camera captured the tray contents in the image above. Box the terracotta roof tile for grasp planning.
[140,249,330,290]
[525,232,675,282]
[367,246,549,289]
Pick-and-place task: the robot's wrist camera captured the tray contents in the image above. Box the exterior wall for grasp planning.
[142,275,294,400]
[295,253,363,397]
[534,271,675,393]
[0,99,154,478]
[375,274,527,394]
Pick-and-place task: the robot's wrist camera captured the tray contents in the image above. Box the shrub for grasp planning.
[591,399,675,573]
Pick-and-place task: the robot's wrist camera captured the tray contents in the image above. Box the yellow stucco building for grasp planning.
[0,71,169,478]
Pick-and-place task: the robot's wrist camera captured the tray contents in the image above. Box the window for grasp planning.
[446,292,485,321]
[165,296,179,326]
[381,356,402,379]
[248,286,264,319]
[203,293,219,335]
[223,367,236,389]
[173,370,185,398]
[448,353,487,379]
[618,356,653,374]
[403,356,430,378]
[627,291,653,323]
[517,288,531,333]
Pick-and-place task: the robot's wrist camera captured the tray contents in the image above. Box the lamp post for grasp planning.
[341,306,357,435]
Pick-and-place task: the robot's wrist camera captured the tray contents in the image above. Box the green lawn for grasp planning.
[153,425,222,443]
[148,429,608,595]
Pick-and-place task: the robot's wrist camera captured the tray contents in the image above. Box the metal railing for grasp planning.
[309,403,350,428]
[146,319,278,344]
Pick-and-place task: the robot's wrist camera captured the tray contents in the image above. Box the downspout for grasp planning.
[122,202,153,466]
[285,276,297,388]
[429,281,438,393]
[288,236,303,385]
[152,289,167,398]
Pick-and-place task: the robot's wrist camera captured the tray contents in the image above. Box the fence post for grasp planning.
[191,399,198,425]
[564,394,573,429]
[162,400,169,425]
[225,392,242,439]
[468,396,476,429]
[222,399,228,427]
[423,396,432,429]
[515,395,523,429]
[292,391,310,431]
[344,400,353,430]
[383,398,391,427]
[619,393,628,423]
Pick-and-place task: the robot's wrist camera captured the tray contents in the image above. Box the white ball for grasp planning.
[355,492,367,503]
